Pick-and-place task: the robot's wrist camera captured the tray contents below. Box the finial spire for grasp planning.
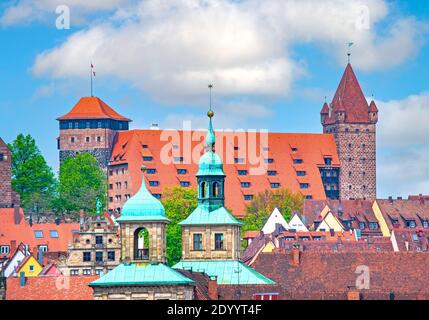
[347,42,354,64]
[206,84,215,151]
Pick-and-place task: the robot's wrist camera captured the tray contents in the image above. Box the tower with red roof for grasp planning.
[321,63,378,200]
[57,97,131,168]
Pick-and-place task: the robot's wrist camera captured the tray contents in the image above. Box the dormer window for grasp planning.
[143,156,153,162]
[293,159,303,164]
[241,182,251,188]
[423,220,429,229]
[268,170,277,176]
[238,170,248,176]
[324,157,332,166]
[149,181,159,187]
[359,222,366,230]
[406,220,416,228]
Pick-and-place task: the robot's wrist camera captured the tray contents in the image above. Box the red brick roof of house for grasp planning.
[322,63,376,125]
[303,199,382,236]
[110,130,340,217]
[0,208,79,259]
[392,228,429,252]
[57,97,131,121]
[252,250,429,300]
[6,275,98,300]
[376,199,429,230]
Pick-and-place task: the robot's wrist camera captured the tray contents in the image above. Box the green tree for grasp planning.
[58,153,107,219]
[243,187,304,232]
[162,187,198,266]
[8,134,57,219]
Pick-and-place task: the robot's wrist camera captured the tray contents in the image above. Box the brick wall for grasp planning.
[0,139,14,208]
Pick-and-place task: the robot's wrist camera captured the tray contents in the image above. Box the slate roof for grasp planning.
[90,263,194,287]
[173,260,275,285]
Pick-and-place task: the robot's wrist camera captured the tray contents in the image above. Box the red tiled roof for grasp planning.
[322,64,372,125]
[392,228,429,252]
[109,130,340,217]
[369,100,378,112]
[243,231,261,239]
[0,208,79,259]
[6,275,98,300]
[57,97,131,121]
[376,199,429,230]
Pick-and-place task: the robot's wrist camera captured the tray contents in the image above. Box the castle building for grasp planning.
[321,63,378,200]
[57,97,131,168]
[89,167,196,300]
[0,137,20,208]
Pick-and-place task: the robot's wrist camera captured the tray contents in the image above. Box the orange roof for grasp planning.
[109,130,340,218]
[57,97,131,121]
[0,208,79,259]
[6,275,98,300]
[243,231,261,239]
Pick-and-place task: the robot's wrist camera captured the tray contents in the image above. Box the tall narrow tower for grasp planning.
[321,64,378,200]
[57,97,131,168]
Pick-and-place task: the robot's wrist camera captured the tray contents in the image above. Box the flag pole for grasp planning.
[90,62,93,97]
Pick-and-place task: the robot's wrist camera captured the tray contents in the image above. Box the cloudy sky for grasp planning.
[0,0,428,198]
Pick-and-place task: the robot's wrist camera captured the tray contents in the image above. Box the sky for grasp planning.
[0,0,428,198]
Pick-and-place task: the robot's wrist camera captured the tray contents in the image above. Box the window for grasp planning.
[142,144,149,149]
[234,146,239,151]
[305,195,313,200]
[177,169,187,175]
[143,156,153,161]
[271,183,281,189]
[324,157,332,166]
[244,195,254,201]
[265,158,274,164]
[85,137,90,143]
[238,170,248,176]
[293,159,303,164]
[193,234,203,251]
[98,122,102,128]
[149,181,159,187]
[70,137,75,143]
[267,171,277,176]
[153,194,162,199]
[74,122,78,129]
[423,220,429,229]
[70,269,79,276]
[214,233,224,250]
[68,122,73,129]
[291,147,298,152]
[173,157,184,163]
[0,246,10,254]
[241,182,251,188]
[359,223,366,230]
[300,183,309,189]
[406,220,416,228]
[296,171,306,177]
[254,293,279,301]
[180,181,190,187]
[234,158,245,164]
[83,252,91,262]
[108,251,115,261]
[369,222,379,230]
[96,252,103,262]
[34,230,44,239]
[83,269,91,275]
[49,230,59,239]
[95,236,103,245]
[97,136,102,142]
[147,168,157,174]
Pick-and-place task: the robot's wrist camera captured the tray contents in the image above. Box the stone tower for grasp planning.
[116,166,169,264]
[321,63,378,200]
[179,109,242,261]
[57,97,131,168]
[0,138,20,208]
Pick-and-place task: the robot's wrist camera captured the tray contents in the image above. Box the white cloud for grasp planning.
[23,0,428,101]
[378,92,429,197]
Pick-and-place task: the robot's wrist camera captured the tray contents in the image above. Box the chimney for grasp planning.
[19,272,26,288]
[13,205,21,225]
[10,240,17,254]
[291,245,301,267]
[38,247,43,266]
[388,196,393,203]
[208,277,219,300]
[347,291,361,300]
[80,210,86,232]
[397,197,403,200]
[55,217,61,225]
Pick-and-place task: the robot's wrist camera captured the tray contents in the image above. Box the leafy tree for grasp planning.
[58,153,107,219]
[242,187,304,232]
[162,187,198,266]
[8,134,57,218]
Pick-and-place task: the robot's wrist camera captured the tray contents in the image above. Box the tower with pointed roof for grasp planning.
[57,97,131,168]
[178,108,242,261]
[321,63,378,200]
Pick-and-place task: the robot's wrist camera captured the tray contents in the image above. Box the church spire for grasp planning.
[206,84,216,151]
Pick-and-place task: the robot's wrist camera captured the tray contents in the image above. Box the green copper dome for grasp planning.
[196,151,225,176]
[116,168,169,222]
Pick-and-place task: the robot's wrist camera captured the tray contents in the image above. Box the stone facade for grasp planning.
[323,122,377,200]
[0,138,19,208]
[120,221,167,264]
[59,218,121,276]
[92,284,194,300]
[58,128,118,168]
[181,225,241,260]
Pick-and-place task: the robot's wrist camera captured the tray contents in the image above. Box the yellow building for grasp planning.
[16,255,43,278]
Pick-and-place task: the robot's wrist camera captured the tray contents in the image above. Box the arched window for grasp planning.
[213,182,219,197]
[201,182,207,198]
[134,228,149,260]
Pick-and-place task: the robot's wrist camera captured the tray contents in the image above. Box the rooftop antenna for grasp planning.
[347,42,354,64]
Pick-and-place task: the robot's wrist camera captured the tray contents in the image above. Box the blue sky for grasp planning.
[0,0,428,198]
